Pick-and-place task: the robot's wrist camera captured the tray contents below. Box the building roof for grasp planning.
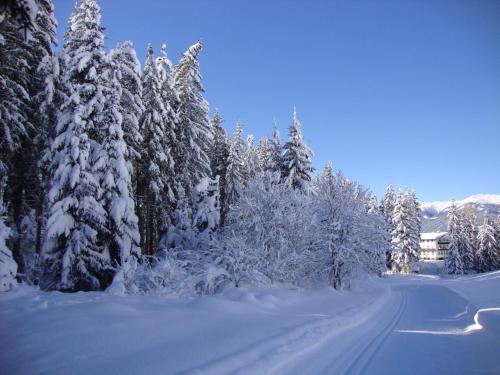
[420,232,448,240]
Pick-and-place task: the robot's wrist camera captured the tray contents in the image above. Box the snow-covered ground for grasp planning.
[1,272,500,375]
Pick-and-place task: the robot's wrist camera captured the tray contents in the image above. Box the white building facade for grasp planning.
[420,232,450,260]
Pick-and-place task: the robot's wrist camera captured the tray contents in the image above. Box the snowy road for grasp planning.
[277,283,500,375]
[1,274,500,375]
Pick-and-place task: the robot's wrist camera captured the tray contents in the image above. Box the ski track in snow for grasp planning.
[1,273,500,375]
[180,294,388,375]
[338,293,407,375]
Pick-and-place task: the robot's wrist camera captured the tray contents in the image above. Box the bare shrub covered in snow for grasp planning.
[215,170,389,290]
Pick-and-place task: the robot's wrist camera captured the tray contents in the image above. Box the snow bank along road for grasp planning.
[1,273,499,375]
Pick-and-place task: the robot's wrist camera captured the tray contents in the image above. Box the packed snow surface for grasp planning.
[1,273,500,375]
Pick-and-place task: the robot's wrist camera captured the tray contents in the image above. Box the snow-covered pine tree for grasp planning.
[322,161,333,182]
[192,176,220,246]
[137,43,175,255]
[256,137,271,172]
[408,189,422,252]
[459,207,476,272]
[0,0,40,40]
[42,0,113,291]
[17,0,59,280]
[448,203,475,273]
[476,212,499,272]
[367,193,378,214]
[163,184,194,251]
[363,193,389,277]
[30,0,58,147]
[224,122,246,215]
[0,0,36,277]
[243,134,260,183]
[281,108,314,191]
[96,57,141,293]
[380,184,396,223]
[448,202,461,239]
[0,194,17,291]
[174,40,212,196]
[155,44,173,83]
[209,110,229,226]
[380,184,397,268]
[268,126,283,175]
[107,41,144,186]
[444,241,464,275]
[154,43,179,190]
[390,188,421,273]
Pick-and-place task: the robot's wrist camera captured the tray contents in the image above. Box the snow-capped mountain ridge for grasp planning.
[421,194,500,232]
[421,194,500,214]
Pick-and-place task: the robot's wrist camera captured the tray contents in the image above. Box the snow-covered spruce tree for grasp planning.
[163,184,194,251]
[367,193,378,214]
[380,184,396,269]
[209,110,229,226]
[174,40,213,196]
[155,44,173,82]
[380,184,396,222]
[192,176,220,246]
[476,212,499,272]
[154,43,179,184]
[256,136,271,172]
[356,189,388,278]
[243,134,260,183]
[322,161,333,181]
[96,58,141,293]
[0,195,17,291]
[0,0,36,278]
[460,206,477,272]
[281,108,314,191]
[41,0,113,291]
[447,202,462,265]
[391,188,421,273]
[0,0,39,39]
[444,241,464,275]
[224,122,246,214]
[151,177,222,296]
[448,203,475,273]
[107,41,144,187]
[408,189,421,246]
[137,43,175,255]
[13,0,59,283]
[268,126,283,175]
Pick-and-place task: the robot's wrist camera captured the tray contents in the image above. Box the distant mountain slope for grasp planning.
[420,194,500,232]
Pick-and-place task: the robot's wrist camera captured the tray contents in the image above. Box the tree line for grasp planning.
[1,0,436,294]
[444,204,500,275]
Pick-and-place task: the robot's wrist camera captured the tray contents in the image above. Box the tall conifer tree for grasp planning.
[281,108,314,191]
[137,44,175,255]
[42,0,112,291]
[174,41,212,196]
[209,110,229,226]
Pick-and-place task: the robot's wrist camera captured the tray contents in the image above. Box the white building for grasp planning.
[420,232,450,260]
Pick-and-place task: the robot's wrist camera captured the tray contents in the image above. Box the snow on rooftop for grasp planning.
[420,232,447,240]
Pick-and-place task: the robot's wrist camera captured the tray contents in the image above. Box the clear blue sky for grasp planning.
[54,0,500,202]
